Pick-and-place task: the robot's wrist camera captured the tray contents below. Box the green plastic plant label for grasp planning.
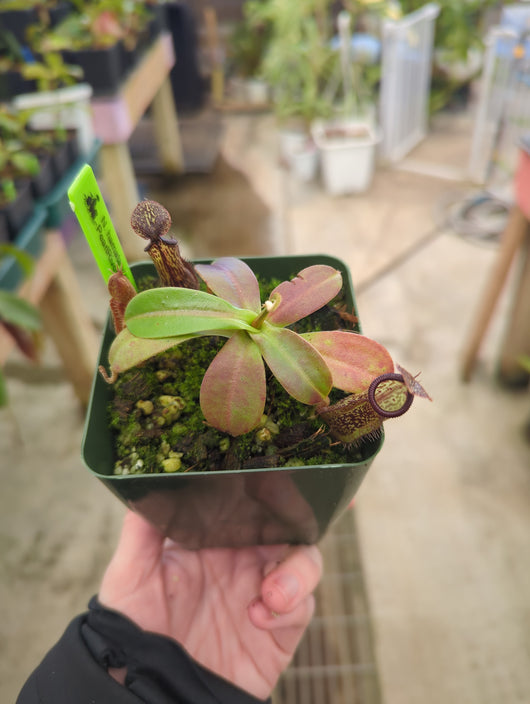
[67,165,136,290]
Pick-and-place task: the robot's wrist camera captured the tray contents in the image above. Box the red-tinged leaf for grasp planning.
[267,265,343,326]
[195,257,262,312]
[200,332,266,436]
[0,290,41,330]
[396,364,432,401]
[108,328,194,375]
[1,322,40,362]
[302,330,394,393]
[253,325,332,405]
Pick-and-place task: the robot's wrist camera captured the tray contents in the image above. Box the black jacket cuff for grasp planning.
[17,597,270,704]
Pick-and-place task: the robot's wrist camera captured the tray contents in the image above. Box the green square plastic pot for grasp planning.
[81,254,384,549]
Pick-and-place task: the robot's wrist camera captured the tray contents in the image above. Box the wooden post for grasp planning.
[39,251,100,405]
[98,143,146,262]
[203,7,224,105]
[0,231,99,405]
[460,205,530,382]
[497,232,530,385]
[151,78,184,174]
[90,34,180,261]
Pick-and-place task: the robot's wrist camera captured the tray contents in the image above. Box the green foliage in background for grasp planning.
[0,244,41,407]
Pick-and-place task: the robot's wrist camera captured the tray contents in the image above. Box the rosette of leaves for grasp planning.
[104,257,401,437]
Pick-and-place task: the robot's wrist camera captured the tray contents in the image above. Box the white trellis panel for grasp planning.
[468,24,530,188]
[379,3,440,163]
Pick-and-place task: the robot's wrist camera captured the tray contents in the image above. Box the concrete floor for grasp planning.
[1,109,529,703]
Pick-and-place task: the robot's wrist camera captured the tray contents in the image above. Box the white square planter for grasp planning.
[13,84,94,155]
[312,121,382,195]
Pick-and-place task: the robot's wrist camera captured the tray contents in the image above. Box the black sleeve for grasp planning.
[17,597,270,704]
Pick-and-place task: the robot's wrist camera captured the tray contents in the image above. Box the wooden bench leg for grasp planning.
[151,78,184,174]
[39,248,100,405]
[99,143,147,263]
[497,232,530,385]
[460,205,530,382]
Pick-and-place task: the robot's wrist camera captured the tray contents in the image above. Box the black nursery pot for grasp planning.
[0,71,37,102]
[0,8,39,44]
[62,42,124,96]
[82,255,384,549]
[31,153,56,199]
[2,179,35,240]
[50,132,80,180]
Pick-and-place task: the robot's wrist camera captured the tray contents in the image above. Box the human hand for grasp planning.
[99,510,322,700]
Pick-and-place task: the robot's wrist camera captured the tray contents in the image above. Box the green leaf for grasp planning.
[195,257,261,312]
[267,265,343,326]
[11,150,40,176]
[302,331,394,393]
[108,328,194,375]
[0,292,41,330]
[125,287,257,339]
[518,355,530,373]
[253,324,332,405]
[0,369,8,407]
[200,332,266,436]
[0,243,34,277]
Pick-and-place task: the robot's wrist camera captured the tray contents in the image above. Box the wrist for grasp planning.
[108,666,127,685]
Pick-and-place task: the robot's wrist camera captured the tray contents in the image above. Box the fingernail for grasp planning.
[271,573,299,603]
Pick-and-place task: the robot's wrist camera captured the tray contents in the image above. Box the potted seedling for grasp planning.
[0,0,70,42]
[0,115,41,239]
[311,9,383,195]
[0,106,59,197]
[0,0,40,45]
[246,0,337,181]
[12,27,93,157]
[70,167,430,549]
[44,0,155,95]
[0,242,41,406]
[0,176,36,242]
[43,3,126,95]
[0,0,75,99]
[226,6,272,106]
[400,0,497,112]
[0,29,38,100]
[0,104,88,232]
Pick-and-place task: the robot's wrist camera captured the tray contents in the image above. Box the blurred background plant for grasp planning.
[41,0,151,51]
[0,108,41,201]
[399,0,501,112]
[244,0,338,131]
[239,0,404,129]
[0,243,41,407]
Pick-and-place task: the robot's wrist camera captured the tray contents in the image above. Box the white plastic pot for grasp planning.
[278,128,308,166]
[290,141,319,183]
[312,120,382,195]
[13,83,94,155]
[245,79,269,105]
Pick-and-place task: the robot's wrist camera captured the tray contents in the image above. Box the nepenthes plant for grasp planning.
[99,200,431,474]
